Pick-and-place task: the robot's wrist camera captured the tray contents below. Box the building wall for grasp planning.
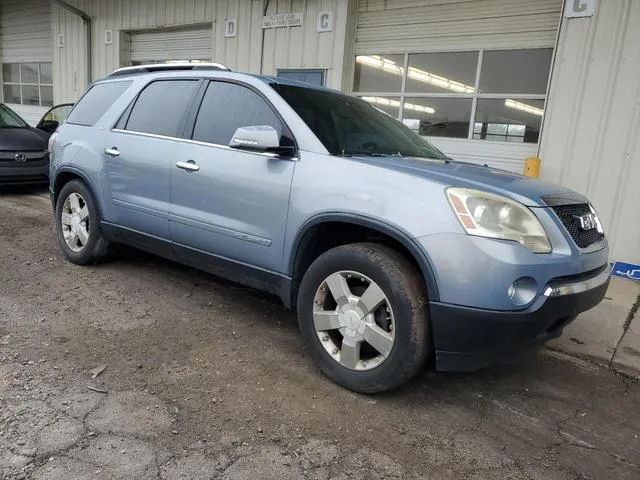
[539,0,640,264]
[52,0,353,104]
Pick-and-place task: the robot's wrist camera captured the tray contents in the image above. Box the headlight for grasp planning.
[447,187,551,253]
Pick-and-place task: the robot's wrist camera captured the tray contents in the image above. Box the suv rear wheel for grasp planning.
[297,243,429,393]
[55,179,109,265]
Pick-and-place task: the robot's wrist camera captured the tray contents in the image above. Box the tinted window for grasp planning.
[0,104,28,128]
[272,84,446,159]
[126,80,199,137]
[192,81,282,145]
[66,81,131,126]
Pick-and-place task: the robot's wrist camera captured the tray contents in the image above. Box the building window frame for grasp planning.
[352,49,550,144]
[1,62,54,107]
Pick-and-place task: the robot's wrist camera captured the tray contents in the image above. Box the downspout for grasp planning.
[52,0,92,86]
[537,0,567,158]
[259,0,271,74]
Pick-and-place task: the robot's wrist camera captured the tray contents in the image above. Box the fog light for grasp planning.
[507,277,538,306]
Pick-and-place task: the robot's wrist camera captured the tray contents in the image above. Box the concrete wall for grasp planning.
[539,0,640,264]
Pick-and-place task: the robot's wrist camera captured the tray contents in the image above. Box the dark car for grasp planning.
[0,103,73,185]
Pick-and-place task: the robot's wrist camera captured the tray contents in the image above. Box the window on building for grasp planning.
[1,62,54,107]
[352,49,553,143]
[125,80,200,137]
[192,81,283,146]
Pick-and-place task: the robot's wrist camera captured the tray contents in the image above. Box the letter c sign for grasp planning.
[565,0,596,18]
[316,11,333,32]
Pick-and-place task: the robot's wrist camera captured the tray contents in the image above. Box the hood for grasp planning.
[0,127,49,152]
[350,155,586,207]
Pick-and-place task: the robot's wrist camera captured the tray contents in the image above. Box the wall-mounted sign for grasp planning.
[224,19,237,38]
[104,29,113,45]
[262,12,304,29]
[316,11,333,32]
[565,0,597,18]
[612,261,640,281]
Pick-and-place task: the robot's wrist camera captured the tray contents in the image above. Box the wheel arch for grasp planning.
[52,167,103,217]
[287,213,440,308]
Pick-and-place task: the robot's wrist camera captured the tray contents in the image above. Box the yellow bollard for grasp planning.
[524,157,541,178]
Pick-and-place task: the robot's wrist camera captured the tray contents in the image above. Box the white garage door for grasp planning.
[130,27,213,64]
[353,0,562,173]
[0,0,52,125]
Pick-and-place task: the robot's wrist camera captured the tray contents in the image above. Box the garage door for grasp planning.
[353,0,562,173]
[130,27,213,64]
[0,0,53,125]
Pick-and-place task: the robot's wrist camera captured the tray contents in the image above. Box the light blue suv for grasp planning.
[49,64,610,393]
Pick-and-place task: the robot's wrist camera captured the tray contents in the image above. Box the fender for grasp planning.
[288,212,440,302]
[52,166,104,218]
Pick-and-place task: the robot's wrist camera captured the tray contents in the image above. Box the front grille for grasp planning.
[551,203,604,248]
[0,151,48,165]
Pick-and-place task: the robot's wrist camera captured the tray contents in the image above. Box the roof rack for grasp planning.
[107,62,230,77]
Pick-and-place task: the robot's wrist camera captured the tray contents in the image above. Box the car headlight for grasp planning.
[446,187,551,253]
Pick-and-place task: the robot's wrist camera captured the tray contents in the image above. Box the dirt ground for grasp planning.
[1,187,639,480]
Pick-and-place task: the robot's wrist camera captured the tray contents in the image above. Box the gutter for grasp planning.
[52,0,92,86]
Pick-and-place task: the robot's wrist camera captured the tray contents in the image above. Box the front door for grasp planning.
[102,78,201,243]
[169,80,296,278]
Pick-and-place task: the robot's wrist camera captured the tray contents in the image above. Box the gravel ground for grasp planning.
[1,186,639,480]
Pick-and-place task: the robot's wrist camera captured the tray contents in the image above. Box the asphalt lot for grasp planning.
[1,186,639,480]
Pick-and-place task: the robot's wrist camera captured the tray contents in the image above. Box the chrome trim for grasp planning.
[0,151,48,160]
[104,147,120,157]
[543,268,610,297]
[111,128,299,161]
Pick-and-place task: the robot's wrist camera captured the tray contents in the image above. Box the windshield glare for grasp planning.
[0,104,28,128]
[271,83,446,159]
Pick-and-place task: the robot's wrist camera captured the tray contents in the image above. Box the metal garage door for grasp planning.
[130,27,213,64]
[0,0,52,125]
[353,0,563,173]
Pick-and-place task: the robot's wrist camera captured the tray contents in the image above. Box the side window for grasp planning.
[125,80,200,137]
[192,81,283,146]
[66,81,131,126]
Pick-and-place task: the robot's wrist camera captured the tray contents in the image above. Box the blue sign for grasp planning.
[611,261,640,281]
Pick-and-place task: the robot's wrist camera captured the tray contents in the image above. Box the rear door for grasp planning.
[103,79,201,244]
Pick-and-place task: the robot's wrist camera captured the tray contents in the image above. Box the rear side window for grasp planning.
[192,81,283,145]
[125,80,199,137]
[66,81,131,126]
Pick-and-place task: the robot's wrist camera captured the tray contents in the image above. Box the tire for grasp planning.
[297,243,429,393]
[55,179,109,265]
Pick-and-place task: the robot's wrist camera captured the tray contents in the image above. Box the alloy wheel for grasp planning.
[60,192,90,252]
[313,270,395,371]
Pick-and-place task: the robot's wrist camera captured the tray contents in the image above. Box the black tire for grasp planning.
[55,179,109,265]
[297,243,429,393]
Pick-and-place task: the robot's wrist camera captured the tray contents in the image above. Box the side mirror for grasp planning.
[228,125,294,155]
[37,119,59,134]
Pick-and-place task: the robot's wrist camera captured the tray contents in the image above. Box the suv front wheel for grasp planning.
[297,243,429,393]
[55,179,109,265]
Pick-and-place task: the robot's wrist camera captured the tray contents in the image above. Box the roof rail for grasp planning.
[107,62,231,77]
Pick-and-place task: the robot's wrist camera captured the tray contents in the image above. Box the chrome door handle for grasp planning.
[176,161,200,172]
[104,147,120,157]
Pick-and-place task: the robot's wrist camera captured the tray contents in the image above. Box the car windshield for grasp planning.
[0,104,28,128]
[271,83,447,159]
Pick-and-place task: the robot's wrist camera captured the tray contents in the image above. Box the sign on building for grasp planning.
[564,0,597,18]
[316,11,333,32]
[262,12,304,29]
[224,19,237,38]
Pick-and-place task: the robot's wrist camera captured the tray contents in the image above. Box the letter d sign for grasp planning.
[565,0,596,18]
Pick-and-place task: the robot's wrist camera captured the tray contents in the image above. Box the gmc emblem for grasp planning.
[575,213,597,231]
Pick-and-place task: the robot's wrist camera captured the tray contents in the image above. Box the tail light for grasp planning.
[47,132,58,154]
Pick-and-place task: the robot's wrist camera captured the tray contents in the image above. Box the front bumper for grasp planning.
[0,163,49,186]
[430,265,610,371]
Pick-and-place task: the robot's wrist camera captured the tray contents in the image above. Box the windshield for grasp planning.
[271,83,447,159]
[0,104,28,128]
